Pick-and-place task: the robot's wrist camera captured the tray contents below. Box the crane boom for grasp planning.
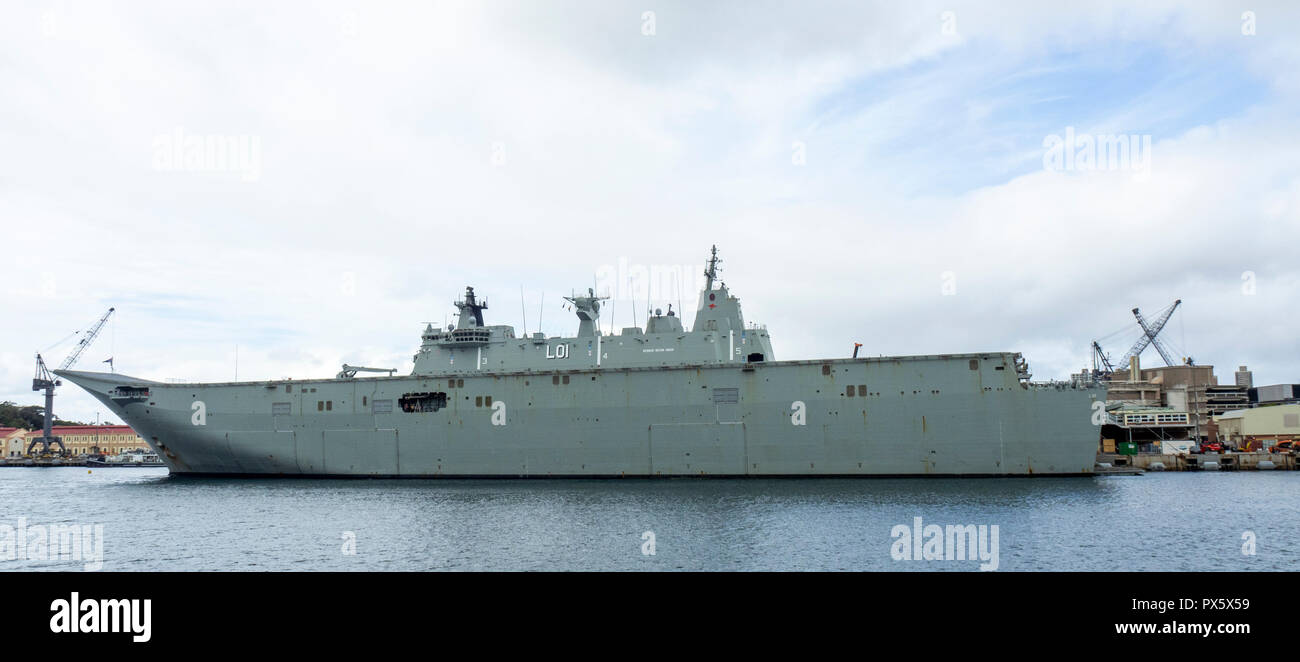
[1091,341,1114,373]
[1120,299,1181,367]
[337,364,397,379]
[59,307,115,371]
[1134,300,1180,366]
[27,306,116,455]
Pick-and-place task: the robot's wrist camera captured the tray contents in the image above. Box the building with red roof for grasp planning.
[17,425,145,456]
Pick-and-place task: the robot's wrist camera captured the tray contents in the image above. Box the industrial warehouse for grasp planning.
[1084,300,1299,471]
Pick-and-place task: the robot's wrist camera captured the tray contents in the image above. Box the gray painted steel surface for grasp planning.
[58,248,1104,477]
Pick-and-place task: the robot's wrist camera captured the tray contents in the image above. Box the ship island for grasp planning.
[57,247,1105,477]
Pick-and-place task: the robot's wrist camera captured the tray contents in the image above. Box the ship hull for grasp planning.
[59,353,1104,477]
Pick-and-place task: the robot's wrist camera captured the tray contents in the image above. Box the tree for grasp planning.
[0,401,87,429]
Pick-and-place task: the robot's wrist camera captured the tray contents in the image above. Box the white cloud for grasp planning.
[1,1,1297,422]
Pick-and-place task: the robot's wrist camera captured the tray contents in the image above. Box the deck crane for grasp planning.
[336,365,397,379]
[1121,299,1181,367]
[28,307,115,455]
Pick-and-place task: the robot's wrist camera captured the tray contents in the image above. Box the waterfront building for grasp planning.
[2,427,27,457]
[21,425,146,456]
[1215,404,1300,450]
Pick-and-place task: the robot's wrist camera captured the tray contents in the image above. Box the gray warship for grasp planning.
[59,247,1104,477]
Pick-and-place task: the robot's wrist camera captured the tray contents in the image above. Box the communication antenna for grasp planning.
[520,285,528,336]
[537,292,545,337]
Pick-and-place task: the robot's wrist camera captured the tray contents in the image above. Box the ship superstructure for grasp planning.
[412,248,774,377]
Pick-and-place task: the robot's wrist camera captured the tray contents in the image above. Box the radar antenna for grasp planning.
[564,287,608,337]
[454,286,488,327]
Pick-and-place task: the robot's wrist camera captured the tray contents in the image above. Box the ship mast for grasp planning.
[703,244,721,291]
[453,287,488,328]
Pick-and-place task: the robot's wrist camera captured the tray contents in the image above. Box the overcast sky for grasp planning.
[2,1,1297,424]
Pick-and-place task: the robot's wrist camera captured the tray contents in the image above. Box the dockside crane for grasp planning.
[28,307,115,455]
[1091,341,1115,374]
[1090,299,1185,378]
[1121,299,1181,367]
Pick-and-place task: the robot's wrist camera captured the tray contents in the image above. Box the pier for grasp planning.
[1098,451,1297,471]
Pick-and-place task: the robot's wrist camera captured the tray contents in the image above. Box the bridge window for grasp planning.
[858,385,866,396]
[846,385,855,397]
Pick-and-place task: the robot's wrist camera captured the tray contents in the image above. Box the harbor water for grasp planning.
[1,468,1296,571]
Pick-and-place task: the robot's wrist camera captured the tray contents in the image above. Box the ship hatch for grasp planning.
[399,392,448,413]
